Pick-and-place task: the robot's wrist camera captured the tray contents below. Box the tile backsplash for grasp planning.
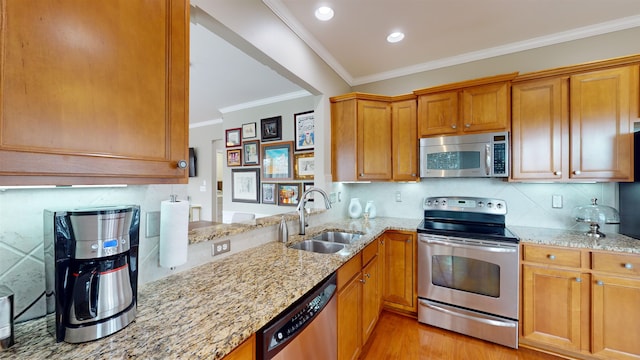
[0,179,619,323]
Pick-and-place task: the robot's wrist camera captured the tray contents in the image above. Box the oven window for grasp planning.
[426,151,480,170]
[431,255,500,297]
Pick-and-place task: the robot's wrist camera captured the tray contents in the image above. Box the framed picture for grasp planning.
[262,141,293,180]
[226,128,241,147]
[242,122,257,139]
[294,111,315,151]
[278,183,301,206]
[261,182,277,205]
[231,168,260,203]
[303,182,314,202]
[243,140,260,166]
[294,152,314,180]
[261,116,282,142]
[227,149,242,167]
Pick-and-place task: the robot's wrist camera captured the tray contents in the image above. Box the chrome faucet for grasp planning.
[296,187,332,235]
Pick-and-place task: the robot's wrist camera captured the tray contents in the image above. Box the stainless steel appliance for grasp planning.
[44,205,140,343]
[419,131,509,178]
[417,196,520,348]
[619,130,640,239]
[257,273,337,360]
[0,286,14,350]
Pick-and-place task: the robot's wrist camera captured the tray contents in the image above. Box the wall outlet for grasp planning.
[145,211,161,237]
[212,239,231,256]
[552,195,563,208]
[395,191,402,202]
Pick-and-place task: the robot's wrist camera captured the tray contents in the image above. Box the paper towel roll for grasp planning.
[159,199,190,268]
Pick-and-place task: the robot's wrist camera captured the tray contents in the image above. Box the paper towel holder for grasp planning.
[169,194,178,202]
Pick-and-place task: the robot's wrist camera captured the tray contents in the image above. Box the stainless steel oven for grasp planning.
[417,196,520,349]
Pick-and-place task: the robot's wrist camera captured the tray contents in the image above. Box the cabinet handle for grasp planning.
[177,160,188,169]
[575,277,582,283]
[554,171,561,176]
[573,170,581,175]
[548,254,556,260]
[596,280,604,286]
[624,263,634,269]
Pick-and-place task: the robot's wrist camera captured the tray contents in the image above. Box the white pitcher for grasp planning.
[348,198,363,219]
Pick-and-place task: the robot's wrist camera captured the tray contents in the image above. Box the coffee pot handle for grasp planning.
[73,269,99,321]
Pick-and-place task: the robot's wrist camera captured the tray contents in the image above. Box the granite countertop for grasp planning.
[1,217,420,360]
[512,225,640,254]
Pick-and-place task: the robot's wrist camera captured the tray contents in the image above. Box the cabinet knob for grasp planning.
[365,273,371,279]
[451,124,457,129]
[177,160,188,169]
[360,278,366,284]
[573,170,581,175]
[406,239,411,243]
[575,277,582,283]
[596,280,604,286]
[411,173,416,177]
[464,123,471,128]
[554,171,562,176]
[359,173,364,177]
[624,263,634,269]
[548,254,556,260]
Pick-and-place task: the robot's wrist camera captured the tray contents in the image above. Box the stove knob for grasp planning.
[487,202,493,208]
[441,200,447,206]
[477,202,484,207]
[496,203,503,209]
[426,200,432,207]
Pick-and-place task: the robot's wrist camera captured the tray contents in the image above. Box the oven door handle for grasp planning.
[419,238,517,253]
[420,300,516,328]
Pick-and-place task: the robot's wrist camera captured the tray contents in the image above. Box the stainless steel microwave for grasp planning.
[419,132,509,178]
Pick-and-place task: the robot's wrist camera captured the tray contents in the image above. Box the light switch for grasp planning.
[552,195,563,209]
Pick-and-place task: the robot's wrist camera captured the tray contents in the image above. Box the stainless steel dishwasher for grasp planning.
[257,273,337,360]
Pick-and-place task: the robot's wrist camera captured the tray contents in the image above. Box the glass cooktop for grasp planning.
[417,219,519,243]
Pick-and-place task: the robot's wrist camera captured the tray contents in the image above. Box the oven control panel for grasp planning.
[423,196,507,214]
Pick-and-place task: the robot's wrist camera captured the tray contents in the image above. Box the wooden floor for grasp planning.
[360,311,563,360]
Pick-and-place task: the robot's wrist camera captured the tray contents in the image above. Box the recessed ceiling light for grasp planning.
[387,32,405,43]
[315,6,334,21]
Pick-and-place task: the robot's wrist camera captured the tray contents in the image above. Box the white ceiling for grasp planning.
[190,0,640,125]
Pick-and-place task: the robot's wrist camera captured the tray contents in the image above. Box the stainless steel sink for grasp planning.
[311,231,362,244]
[289,240,345,254]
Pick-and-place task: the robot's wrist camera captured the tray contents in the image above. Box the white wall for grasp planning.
[188,121,223,221]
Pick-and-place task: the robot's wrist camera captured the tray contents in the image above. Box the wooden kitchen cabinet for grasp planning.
[222,334,255,360]
[521,244,640,360]
[330,93,419,182]
[337,240,381,360]
[511,57,639,182]
[381,230,417,314]
[0,0,190,185]
[391,96,419,181]
[415,72,517,137]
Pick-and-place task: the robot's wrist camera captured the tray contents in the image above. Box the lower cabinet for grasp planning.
[337,240,381,360]
[381,230,417,314]
[521,244,640,359]
[222,334,255,360]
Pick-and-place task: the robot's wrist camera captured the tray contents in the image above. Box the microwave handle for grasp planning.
[485,144,491,176]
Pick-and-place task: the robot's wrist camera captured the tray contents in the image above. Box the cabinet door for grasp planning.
[338,274,362,360]
[0,0,189,185]
[391,99,418,181]
[361,255,380,345]
[461,82,510,133]
[417,91,459,136]
[592,274,640,359]
[511,78,568,181]
[357,100,392,180]
[382,231,416,313]
[521,265,586,351]
[222,334,255,360]
[569,66,637,181]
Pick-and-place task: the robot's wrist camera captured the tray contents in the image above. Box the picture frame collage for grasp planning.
[228,111,315,206]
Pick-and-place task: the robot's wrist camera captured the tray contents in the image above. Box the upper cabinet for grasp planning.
[414,73,517,137]
[0,0,190,185]
[512,57,639,182]
[331,93,418,182]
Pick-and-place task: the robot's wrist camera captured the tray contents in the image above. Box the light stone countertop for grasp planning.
[3,218,639,360]
[1,217,420,360]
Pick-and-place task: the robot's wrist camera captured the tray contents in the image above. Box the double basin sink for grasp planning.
[289,231,362,254]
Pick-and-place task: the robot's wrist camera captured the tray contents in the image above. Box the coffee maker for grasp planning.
[44,205,139,343]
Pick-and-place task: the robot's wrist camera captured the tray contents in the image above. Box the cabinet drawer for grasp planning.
[523,245,582,268]
[337,255,361,290]
[362,240,379,266]
[592,252,640,276]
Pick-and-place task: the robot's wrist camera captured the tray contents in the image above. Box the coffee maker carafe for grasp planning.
[44,205,139,343]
